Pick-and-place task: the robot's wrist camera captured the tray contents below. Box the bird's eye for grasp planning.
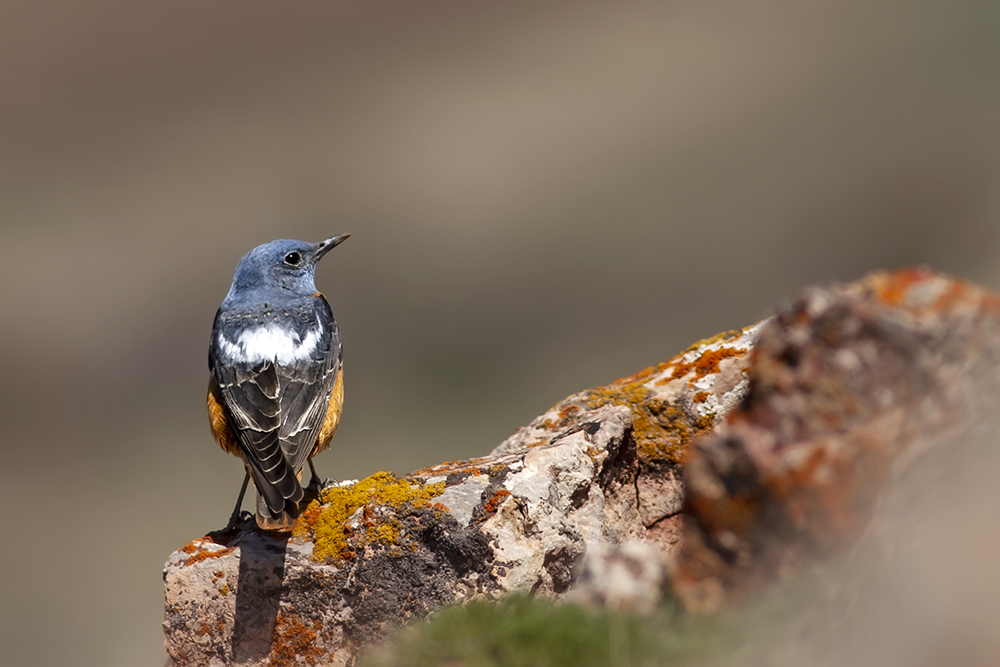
[284,252,302,266]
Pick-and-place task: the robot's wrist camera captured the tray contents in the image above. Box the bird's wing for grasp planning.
[279,294,342,473]
[209,314,303,515]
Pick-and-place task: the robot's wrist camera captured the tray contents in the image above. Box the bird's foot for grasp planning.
[224,510,253,531]
[207,511,254,541]
[305,477,338,496]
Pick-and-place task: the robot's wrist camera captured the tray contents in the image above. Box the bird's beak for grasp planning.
[312,233,351,262]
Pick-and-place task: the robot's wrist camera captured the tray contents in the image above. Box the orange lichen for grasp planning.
[930,278,969,313]
[665,347,746,383]
[409,457,491,478]
[869,266,931,307]
[186,547,235,567]
[540,403,582,430]
[505,334,751,466]
[764,442,894,553]
[482,489,511,515]
[293,472,445,562]
[559,404,579,420]
[270,613,325,667]
[179,540,235,567]
[609,359,675,386]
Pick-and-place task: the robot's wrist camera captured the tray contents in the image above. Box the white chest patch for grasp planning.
[218,324,322,365]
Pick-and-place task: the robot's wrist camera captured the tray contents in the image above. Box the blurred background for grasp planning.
[1,1,999,665]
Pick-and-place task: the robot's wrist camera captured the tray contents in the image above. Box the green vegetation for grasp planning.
[361,594,742,667]
[361,561,879,667]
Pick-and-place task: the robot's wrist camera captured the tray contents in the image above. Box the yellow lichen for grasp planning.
[695,413,715,431]
[581,378,716,466]
[366,517,402,548]
[293,472,445,563]
[685,329,743,352]
[519,333,752,466]
[574,339,747,463]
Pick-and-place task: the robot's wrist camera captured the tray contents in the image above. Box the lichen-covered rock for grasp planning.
[164,314,759,665]
[164,324,760,666]
[166,267,1000,665]
[164,407,640,665]
[672,268,1000,613]
[494,324,760,552]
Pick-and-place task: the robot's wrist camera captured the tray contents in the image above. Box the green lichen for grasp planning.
[294,472,445,563]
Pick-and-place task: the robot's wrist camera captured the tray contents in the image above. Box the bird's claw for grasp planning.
[226,510,253,529]
[306,478,337,494]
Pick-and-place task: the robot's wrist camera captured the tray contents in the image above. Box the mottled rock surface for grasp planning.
[569,541,670,614]
[672,268,1000,612]
[495,324,759,553]
[165,267,1000,666]
[164,324,758,666]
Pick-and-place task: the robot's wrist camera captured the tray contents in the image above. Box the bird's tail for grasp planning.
[255,493,301,531]
[247,464,304,532]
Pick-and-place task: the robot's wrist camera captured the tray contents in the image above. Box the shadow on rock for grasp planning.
[230,527,289,663]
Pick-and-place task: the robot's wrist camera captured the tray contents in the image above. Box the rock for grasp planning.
[166,267,1000,664]
[671,268,1000,613]
[163,406,639,666]
[570,541,669,614]
[494,323,760,546]
[164,325,759,665]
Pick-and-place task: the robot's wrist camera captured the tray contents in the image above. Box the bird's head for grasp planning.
[224,234,350,303]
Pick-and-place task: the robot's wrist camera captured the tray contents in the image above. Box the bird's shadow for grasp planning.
[206,516,290,663]
[204,486,326,663]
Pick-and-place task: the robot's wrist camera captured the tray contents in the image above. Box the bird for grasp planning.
[207,234,349,531]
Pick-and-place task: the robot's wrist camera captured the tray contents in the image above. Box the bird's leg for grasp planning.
[307,459,322,488]
[226,470,251,530]
[307,459,337,491]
